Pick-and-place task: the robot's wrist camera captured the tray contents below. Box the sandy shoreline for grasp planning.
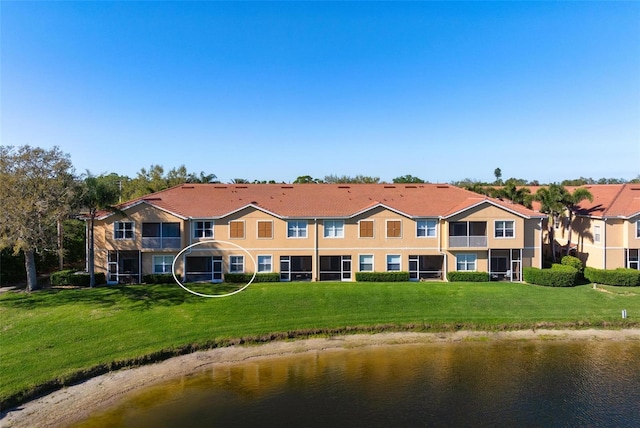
[3,329,640,427]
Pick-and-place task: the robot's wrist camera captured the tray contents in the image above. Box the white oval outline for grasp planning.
[171,239,257,298]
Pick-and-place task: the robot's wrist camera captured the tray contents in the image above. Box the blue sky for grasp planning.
[2,1,639,184]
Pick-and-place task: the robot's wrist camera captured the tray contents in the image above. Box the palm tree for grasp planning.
[560,187,593,256]
[80,172,120,287]
[534,184,566,262]
[493,180,533,208]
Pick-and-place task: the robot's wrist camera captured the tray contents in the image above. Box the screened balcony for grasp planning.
[141,222,181,249]
[449,221,487,247]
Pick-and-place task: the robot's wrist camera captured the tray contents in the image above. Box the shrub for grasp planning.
[561,255,584,274]
[446,271,490,282]
[355,272,411,282]
[523,265,577,287]
[223,273,280,283]
[584,267,640,287]
[50,270,106,287]
[143,274,176,284]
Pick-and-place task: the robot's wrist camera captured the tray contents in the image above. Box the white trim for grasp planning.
[192,220,215,239]
[323,220,345,238]
[113,221,135,240]
[416,219,438,238]
[444,199,545,220]
[98,200,188,221]
[350,203,413,220]
[152,255,174,274]
[386,254,402,271]
[257,254,273,273]
[455,253,477,272]
[358,254,374,272]
[494,219,516,239]
[229,255,245,273]
[286,220,308,239]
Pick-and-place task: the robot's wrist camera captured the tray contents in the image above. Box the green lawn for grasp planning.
[1,281,639,408]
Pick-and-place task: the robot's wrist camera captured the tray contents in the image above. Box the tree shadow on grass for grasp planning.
[0,283,245,311]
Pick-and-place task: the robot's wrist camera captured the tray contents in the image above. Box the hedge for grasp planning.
[355,272,411,282]
[523,264,577,287]
[50,270,106,287]
[561,255,584,274]
[223,273,280,283]
[584,267,640,287]
[446,271,490,282]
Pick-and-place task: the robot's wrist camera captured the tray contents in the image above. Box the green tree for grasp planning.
[79,172,120,287]
[492,179,533,208]
[324,174,380,184]
[493,168,502,185]
[0,145,76,291]
[559,187,593,256]
[392,175,426,184]
[293,175,321,184]
[534,184,566,262]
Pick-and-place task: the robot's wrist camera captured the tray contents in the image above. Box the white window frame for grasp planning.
[324,220,345,238]
[358,220,375,238]
[257,255,272,273]
[386,254,401,272]
[594,225,601,243]
[494,220,515,239]
[229,255,244,273]
[193,220,214,239]
[386,219,402,238]
[456,254,477,271]
[287,220,308,238]
[359,254,374,272]
[417,219,437,238]
[153,255,174,274]
[114,221,135,240]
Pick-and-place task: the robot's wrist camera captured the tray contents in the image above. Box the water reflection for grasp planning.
[74,341,640,427]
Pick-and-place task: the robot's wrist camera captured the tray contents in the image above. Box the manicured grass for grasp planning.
[1,281,639,408]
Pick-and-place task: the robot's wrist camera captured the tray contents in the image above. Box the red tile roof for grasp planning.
[102,184,544,220]
[528,184,640,219]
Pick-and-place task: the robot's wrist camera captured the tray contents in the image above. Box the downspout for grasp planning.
[440,218,448,282]
[602,217,607,269]
[539,218,543,269]
[314,218,319,282]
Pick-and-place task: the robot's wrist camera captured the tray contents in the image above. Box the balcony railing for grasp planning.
[142,237,182,249]
[449,236,487,248]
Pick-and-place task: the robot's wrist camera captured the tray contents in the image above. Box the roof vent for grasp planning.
[143,197,162,201]
[338,186,350,189]
[235,185,248,189]
[181,185,195,189]
[437,185,449,189]
[405,185,417,188]
[384,185,395,188]
[631,187,640,191]
[214,186,227,189]
[281,186,294,189]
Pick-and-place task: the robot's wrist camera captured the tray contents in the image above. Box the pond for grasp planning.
[73,340,640,427]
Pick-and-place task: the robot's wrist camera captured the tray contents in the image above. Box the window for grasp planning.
[637,221,640,239]
[114,221,134,240]
[287,221,307,238]
[594,225,601,243]
[324,220,344,238]
[229,221,245,239]
[359,220,374,238]
[258,255,272,272]
[387,255,401,271]
[386,220,402,238]
[153,255,174,274]
[230,255,244,273]
[194,221,214,238]
[257,221,273,239]
[417,220,437,237]
[456,254,477,271]
[143,223,180,237]
[495,220,515,238]
[359,255,374,272]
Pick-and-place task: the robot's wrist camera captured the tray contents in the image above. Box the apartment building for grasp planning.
[90,184,545,284]
[546,184,640,270]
